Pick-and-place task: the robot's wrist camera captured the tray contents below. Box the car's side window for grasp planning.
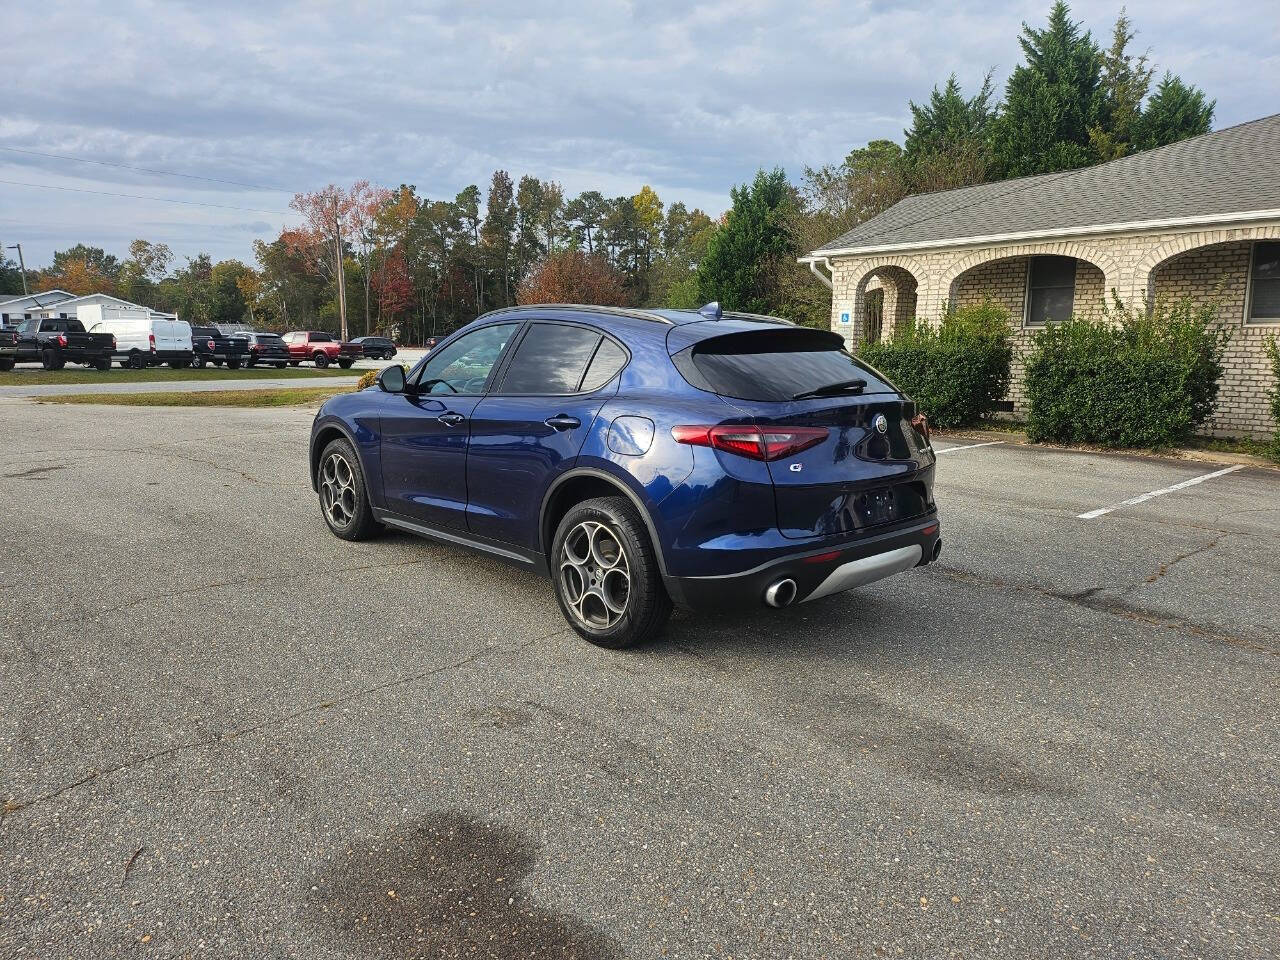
[19,319,36,336]
[579,338,629,392]
[415,323,519,396]
[498,323,603,395]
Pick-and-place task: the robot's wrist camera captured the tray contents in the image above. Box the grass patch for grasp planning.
[39,386,354,408]
[1184,435,1279,461]
[0,366,361,387]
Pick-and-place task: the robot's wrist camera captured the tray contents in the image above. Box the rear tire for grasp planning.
[317,438,380,541]
[289,360,301,367]
[551,496,671,649]
[227,359,241,369]
[275,361,286,369]
[0,358,13,372]
[338,359,353,369]
[94,356,111,371]
[128,352,147,369]
[41,350,64,371]
[190,354,205,369]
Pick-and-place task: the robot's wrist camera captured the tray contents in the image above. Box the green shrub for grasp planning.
[1023,298,1228,448]
[1266,339,1280,461]
[858,300,1013,429]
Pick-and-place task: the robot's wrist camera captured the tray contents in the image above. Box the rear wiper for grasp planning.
[792,378,867,400]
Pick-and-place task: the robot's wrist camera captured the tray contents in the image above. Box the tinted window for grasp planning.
[673,329,895,402]
[257,335,284,345]
[1026,255,1076,326]
[579,338,628,392]
[417,323,518,395]
[1249,241,1280,321]
[311,332,333,342]
[500,323,602,394]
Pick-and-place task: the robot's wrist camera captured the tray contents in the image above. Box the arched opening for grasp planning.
[946,253,1110,325]
[857,266,918,343]
[1145,237,1280,438]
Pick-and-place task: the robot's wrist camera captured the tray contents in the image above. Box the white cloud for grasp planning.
[2,0,1276,265]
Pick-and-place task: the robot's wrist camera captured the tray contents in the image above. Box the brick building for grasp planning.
[801,114,1280,437]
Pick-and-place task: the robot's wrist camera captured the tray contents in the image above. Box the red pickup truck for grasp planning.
[282,330,362,369]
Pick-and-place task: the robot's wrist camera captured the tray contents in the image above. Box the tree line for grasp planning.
[1,2,1214,336]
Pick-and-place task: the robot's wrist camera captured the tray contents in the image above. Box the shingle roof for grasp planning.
[810,114,1280,255]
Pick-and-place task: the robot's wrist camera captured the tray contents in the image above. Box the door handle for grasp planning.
[437,412,466,426]
[544,414,581,431]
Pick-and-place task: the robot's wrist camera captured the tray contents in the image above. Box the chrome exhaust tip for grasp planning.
[763,578,797,608]
[932,539,942,561]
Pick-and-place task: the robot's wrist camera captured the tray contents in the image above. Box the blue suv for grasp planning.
[310,303,940,648]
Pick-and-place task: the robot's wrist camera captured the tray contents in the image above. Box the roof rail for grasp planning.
[721,310,795,326]
[478,304,673,325]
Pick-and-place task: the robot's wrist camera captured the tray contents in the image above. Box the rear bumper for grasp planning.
[665,516,941,611]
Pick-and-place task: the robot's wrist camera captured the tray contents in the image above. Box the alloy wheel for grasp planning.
[319,452,357,527]
[559,520,631,629]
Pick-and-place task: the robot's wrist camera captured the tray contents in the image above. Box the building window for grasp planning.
[1248,241,1280,323]
[1025,256,1077,326]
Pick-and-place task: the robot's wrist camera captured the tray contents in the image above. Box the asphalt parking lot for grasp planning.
[2,402,1277,959]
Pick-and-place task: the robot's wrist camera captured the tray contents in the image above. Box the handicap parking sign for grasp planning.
[839,311,850,324]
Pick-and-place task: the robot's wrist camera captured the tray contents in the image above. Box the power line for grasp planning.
[0,178,293,216]
[0,145,287,193]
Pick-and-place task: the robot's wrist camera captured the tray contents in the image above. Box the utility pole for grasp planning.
[331,193,348,341]
[5,244,28,295]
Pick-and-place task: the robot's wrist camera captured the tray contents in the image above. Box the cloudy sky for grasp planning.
[3,0,1277,268]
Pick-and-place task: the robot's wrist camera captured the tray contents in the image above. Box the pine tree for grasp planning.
[1135,73,1214,151]
[696,168,796,314]
[904,73,996,191]
[989,1,1102,178]
[1088,10,1154,161]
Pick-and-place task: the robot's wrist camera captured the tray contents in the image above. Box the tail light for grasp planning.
[148,333,156,352]
[112,336,117,350]
[672,424,828,461]
[910,413,931,442]
[57,334,68,347]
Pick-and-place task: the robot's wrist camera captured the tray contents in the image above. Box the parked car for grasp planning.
[282,330,361,368]
[81,306,194,369]
[189,326,247,369]
[350,335,397,360]
[237,332,290,368]
[0,317,115,371]
[423,336,440,351]
[309,303,940,649]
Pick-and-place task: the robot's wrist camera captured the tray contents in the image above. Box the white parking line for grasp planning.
[935,440,1003,454]
[1077,464,1245,519]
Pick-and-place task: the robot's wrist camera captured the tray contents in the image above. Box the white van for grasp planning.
[79,304,194,369]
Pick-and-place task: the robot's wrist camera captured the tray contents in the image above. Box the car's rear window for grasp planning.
[257,334,284,344]
[672,329,895,402]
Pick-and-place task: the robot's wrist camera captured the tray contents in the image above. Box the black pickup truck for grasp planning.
[190,326,248,369]
[0,317,116,371]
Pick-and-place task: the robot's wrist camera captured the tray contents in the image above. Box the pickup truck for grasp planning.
[282,330,361,369]
[0,317,116,371]
[190,325,248,369]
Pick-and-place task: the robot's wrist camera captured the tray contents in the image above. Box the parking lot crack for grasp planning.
[930,564,1277,657]
[1,630,561,822]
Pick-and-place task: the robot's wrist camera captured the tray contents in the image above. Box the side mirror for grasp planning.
[377,365,406,394]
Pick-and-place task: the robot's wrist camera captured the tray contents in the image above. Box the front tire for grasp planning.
[190,354,205,369]
[94,356,112,371]
[317,438,380,541]
[337,359,353,369]
[552,496,671,649]
[313,352,330,369]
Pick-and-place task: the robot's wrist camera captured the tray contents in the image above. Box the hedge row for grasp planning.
[1023,299,1228,448]
[858,301,1013,429]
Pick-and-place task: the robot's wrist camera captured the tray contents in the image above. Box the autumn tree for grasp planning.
[517,249,629,307]
[289,184,369,339]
